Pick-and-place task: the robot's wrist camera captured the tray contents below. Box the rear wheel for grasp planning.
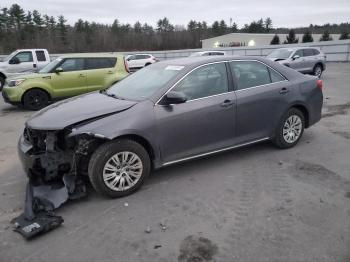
[313,64,323,78]
[22,89,49,110]
[88,139,151,198]
[273,108,305,149]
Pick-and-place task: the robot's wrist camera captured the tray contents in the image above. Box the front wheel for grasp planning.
[273,108,305,149]
[88,139,151,198]
[22,89,49,110]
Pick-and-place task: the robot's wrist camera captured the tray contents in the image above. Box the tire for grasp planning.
[22,89,49,110]
[145,63,151,67]
[313,64,323,78]
[0,76,5,91]
[88,139,151,198]
[273,108,305,149]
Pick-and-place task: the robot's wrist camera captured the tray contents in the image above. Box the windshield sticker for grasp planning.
[165,65,184,71]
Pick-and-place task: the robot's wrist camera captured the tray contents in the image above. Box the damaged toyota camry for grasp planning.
[15,56,323,238]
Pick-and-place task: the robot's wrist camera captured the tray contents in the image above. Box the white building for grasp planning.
[201,33,341,48]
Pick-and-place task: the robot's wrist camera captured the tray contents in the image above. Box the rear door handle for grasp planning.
[279,87,289,94]
[107,71,114,74]
[79,74,85,77]
[221,99,234,107]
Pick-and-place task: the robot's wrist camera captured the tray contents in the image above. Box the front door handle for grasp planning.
[107,71,114,74]
[279,87,289,94]
[79,74,85,78]
[221,99,234,107]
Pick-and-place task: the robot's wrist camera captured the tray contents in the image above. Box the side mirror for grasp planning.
[55,67,63,74]
[292,55,300,60]
[9,57,20,64]
[162,91,187,105]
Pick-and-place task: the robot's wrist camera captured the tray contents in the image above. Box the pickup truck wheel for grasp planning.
[0,76,4,91]
[273,108,305,149]
[88,139,151,198]
[22,89,49,110]
[313,64,323,78]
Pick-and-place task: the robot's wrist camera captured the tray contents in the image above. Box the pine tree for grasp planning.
[339,31,349,40]
[302,31,313,43]
[270,34,280,45]
[319,31,333,41]
[285,29,299,44]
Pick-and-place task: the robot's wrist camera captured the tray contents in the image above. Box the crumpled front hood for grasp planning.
[26,92,137,130]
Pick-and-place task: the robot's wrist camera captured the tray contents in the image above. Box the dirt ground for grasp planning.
[0,63,349,262]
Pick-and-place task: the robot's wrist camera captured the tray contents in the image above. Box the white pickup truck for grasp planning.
[0,49,50,90]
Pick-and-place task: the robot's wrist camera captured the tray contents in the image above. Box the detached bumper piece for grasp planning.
[14,129,90,239]
[12,174,86,239]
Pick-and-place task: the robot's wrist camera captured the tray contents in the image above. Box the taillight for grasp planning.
[316,79,323,90]
[124,57,130,73]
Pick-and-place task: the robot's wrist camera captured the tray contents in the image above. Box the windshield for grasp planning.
[267,49,293,59]
[107,64,183,101]
[2,51,17,62]
[39,58,62,73]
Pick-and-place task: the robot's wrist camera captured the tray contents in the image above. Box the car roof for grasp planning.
[276,47,319,51]
[58,53,123,59]
[156,55,265,67]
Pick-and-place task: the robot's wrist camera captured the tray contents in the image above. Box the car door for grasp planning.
[7,51,36,73]
[289,49,306,72]
[302,48,316,72]
[135,55,146,68]
[155,62,236,164]
[85,57,117,92]
[49,58,87,98]
[230,60,293,144]
[127,55,137,68]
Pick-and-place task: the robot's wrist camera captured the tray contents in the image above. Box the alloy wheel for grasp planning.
[102,151,143,191]
[282,115,303,143]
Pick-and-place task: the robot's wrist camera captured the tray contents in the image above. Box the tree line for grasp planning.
[0,4,349,54]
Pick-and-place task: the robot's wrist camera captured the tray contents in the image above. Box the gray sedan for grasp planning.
[19,56,323,198]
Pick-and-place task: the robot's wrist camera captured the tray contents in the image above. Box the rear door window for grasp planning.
[85,58,117,69]
[269,68,285,82]
[230,61,272,90]
[303,49,314,57]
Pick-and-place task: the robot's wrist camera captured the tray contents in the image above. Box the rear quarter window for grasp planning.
[36,51,47,62]
[85,58,117,70]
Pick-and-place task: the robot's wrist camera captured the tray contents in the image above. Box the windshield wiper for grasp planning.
[100,90,125,100]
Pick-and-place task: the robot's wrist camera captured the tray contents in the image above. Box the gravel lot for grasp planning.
[0,63,350,262]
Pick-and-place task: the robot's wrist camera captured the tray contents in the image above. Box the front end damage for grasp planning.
[13,127,104,239]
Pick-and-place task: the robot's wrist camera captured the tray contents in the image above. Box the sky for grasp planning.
[1,0,350,28]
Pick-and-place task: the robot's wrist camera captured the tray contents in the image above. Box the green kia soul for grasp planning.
[2,53,129,110]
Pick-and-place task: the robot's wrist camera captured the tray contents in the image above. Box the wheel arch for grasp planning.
[112,134,156,166]
[314,62,324,71]
[21,87,52,105]
[290,104,310,128]
[0,71,6,80]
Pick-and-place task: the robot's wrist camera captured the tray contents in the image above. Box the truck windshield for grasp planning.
[39,58,62,73]
[2,51,17,62]
[267,49,293,59]
[106,64,183,101]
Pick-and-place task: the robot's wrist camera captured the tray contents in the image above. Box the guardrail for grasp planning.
[1,39,350,62]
